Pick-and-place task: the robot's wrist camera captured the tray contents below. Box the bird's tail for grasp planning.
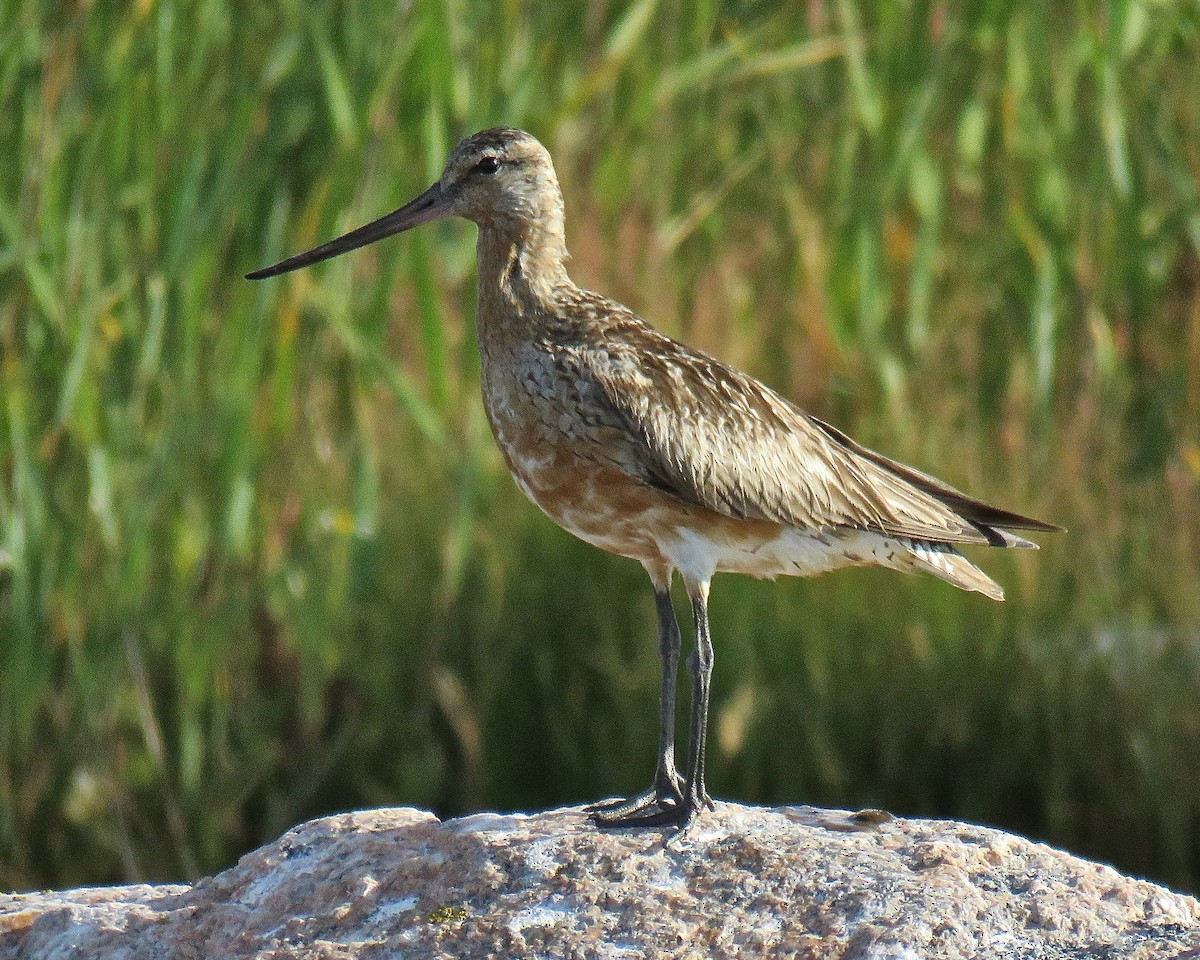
[808,415,1063,546]
[900,540,1005,601]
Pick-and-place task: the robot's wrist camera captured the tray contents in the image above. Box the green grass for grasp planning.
[1,0,1199,892]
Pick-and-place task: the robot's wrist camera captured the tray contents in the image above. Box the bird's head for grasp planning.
[441,128,563,230]
[246,128,563,281]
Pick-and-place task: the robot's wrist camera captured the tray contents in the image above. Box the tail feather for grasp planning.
[808,415,1064,542]
[902,540,1006,601]
[988,528,1039,550]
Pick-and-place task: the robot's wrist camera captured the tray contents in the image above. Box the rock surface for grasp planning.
[3,803,1199,959]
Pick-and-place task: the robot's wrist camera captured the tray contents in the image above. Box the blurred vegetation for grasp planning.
[2,0,1199,893]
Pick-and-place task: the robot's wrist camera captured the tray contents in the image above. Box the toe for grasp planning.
[592,801,688,830]
[589,791,662,823]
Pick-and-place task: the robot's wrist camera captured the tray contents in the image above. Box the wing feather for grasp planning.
[580,320,1056,547]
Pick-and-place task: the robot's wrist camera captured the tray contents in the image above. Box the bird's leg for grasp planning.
[593,577,715,831]
[680,577,716,818]
[590,580,685,823]
[649,586,686,800]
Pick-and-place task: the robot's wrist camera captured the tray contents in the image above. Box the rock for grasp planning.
[3,803,1199,959]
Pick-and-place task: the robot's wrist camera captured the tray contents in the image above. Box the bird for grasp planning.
[248,127,1061,830]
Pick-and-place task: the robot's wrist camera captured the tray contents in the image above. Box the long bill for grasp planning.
[245,182,448,280]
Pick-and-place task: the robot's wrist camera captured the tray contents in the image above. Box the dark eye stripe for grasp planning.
[474,157,501,175]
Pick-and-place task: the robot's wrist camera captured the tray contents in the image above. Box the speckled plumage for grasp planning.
[249,127,1061,828]
[451,129,1056,602]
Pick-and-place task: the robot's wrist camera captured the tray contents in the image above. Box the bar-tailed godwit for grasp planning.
[249,128,1061,829]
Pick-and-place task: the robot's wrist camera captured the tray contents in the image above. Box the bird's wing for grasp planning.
[584,330,1045,546]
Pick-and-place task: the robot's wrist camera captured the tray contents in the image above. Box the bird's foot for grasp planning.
[587,768,685,824]
[589,782,713,831]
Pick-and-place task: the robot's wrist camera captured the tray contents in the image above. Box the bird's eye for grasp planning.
[474,157,501,175]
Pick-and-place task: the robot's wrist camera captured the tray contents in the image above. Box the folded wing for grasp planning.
[585,327,1059,548]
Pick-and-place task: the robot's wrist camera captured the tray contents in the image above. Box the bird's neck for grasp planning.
[475,222,573,355]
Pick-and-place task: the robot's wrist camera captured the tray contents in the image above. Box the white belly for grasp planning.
[661,525,903,585]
